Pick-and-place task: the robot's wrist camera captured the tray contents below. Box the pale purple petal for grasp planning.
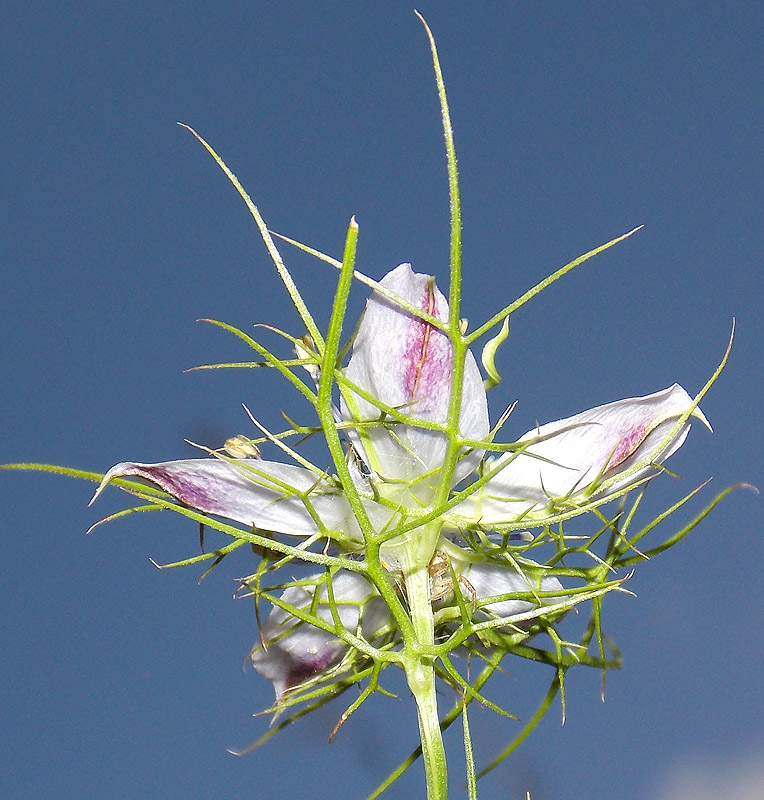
[461,561,563,620]
[251,570,390,701]
[455,384,710,525]
[91,458,360,538]
[342,263,489,490]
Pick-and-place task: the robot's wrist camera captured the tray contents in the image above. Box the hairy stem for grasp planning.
[403,555,448,800]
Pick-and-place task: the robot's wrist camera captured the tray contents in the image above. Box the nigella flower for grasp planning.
[92,263,708,699]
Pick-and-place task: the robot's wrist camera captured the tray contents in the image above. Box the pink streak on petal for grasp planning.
[400,279,452,410]
[608,423,649,469]
[131,464,219,511]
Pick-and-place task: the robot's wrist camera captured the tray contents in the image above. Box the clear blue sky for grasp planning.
[2,3,762,799]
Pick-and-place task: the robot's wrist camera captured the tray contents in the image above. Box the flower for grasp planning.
[92,263,709,693]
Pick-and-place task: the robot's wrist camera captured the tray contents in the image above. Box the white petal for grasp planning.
[251,570,390,700]
[91,458,360,538]
[461,561,563,619]
[342,264,488,491]
[456,384,709,525]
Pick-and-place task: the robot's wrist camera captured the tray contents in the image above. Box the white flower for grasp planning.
[92,263,709,692]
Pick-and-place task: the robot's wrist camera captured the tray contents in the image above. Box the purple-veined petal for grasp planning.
[342,263,489,491]
[91,458,360,539]
[251,570,391,701]
[455,384,710,525]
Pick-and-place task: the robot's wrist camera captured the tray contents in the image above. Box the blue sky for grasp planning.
[2,3,762,799]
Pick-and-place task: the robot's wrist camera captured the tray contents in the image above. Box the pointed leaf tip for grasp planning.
[481,316,510,390]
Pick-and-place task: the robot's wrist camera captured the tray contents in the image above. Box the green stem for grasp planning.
[178,124,325,351]
[316,217,413,641]
[403,556,448,800]
[417,11,466,513]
